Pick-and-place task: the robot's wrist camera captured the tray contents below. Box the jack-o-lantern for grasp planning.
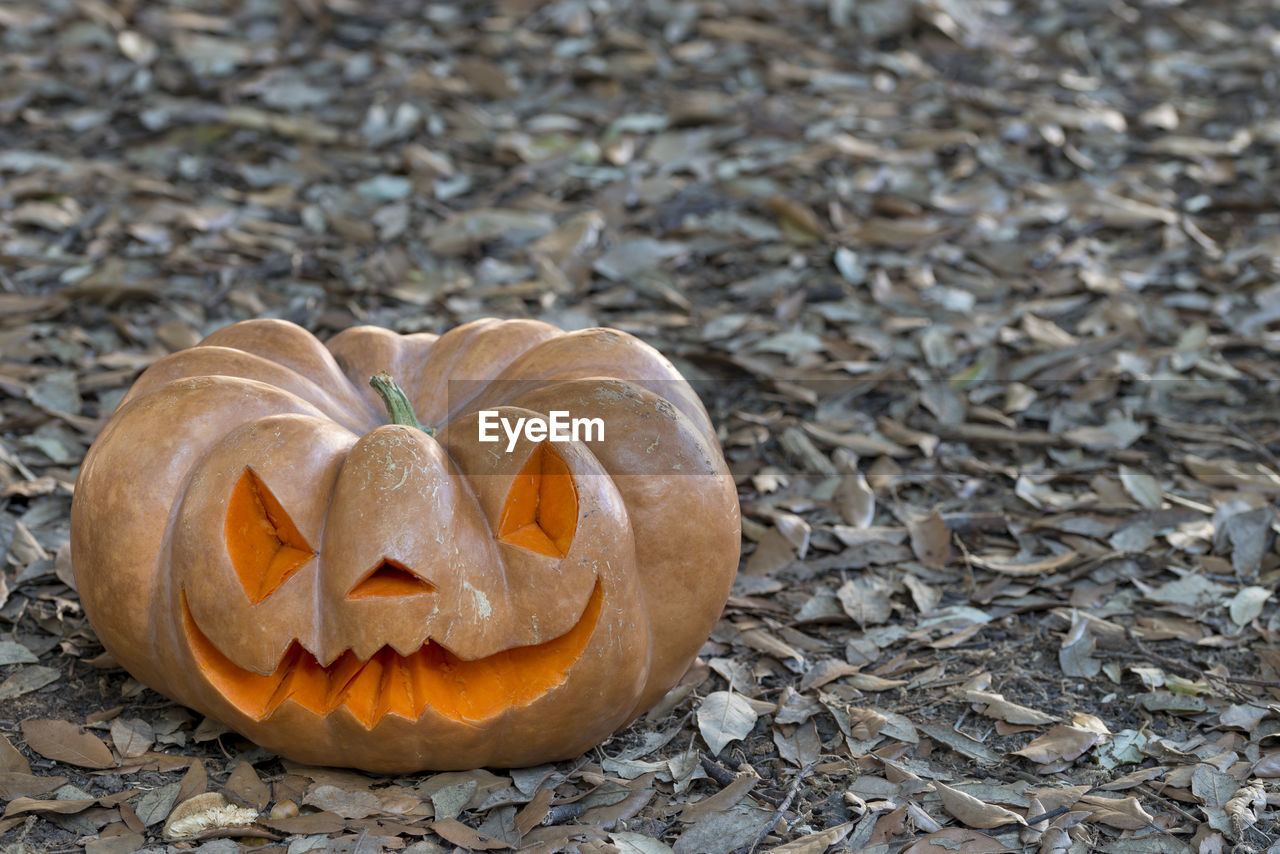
[70,318,740,772]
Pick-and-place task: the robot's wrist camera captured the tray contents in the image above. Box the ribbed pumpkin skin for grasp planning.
[70,318,740,772]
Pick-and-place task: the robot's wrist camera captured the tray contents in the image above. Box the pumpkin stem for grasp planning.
[369,371,435,436]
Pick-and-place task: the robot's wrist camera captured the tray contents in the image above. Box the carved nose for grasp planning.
[346,558,435,599]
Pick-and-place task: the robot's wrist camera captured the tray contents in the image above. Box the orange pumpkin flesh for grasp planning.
[182,581,603,727]
[496,442,578,558]
[347,560,435,599]
[71,318,740,771]
[226,467,316,604]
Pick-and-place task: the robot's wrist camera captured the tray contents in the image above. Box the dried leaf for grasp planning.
[837,577,894,625]
[109,718,153,760]
[964,691,1057,726]
[1013,725,1102,764]
[1229,586,1271,626]
[909,512,951,569]
[21,719,115,769]
[1118,466,1163,510]
[430,817,514,850]
[303,783,382,819]
[971,551,1078,576]
[680,773,758,823]
[223,761,270,810]
[697,691,758,756]
[764,821,854,852]
[902,827,1011,854]
[1076,795,1154,830]
[0,666,59,701]
[1059,611,1100,678]
[932,782,1025,829]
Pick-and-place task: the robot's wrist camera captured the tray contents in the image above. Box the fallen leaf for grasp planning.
[964,690,1057,726]
[971,551,1078,576]
[1118,466,1163,510]
[1013,725,1102,764]
[1076,795,1154,830]
[430,817,514,850]
[902,827,1012,854]
[0,666,60,701]
[1059,611,1100,678]
[109,718,154,760]
[1229,586,1271,626]
[909,511,951,568]
[764,820,854,852]
[932,781,1026,829]
[21,719,115,769]
[697,691,759,756]
[223,761,270,810]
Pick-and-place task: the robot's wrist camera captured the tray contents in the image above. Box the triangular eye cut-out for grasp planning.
[226,467,315,605]
[497,443,578,558]
[347,558,435,599]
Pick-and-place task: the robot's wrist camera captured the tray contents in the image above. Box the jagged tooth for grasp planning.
[341,657,384,729]
[406,643,455,720]
[286,649,330,715]
[381,649,418,720]
[374,650,396,722]
[260,644,304,717]
[324,651,365,714]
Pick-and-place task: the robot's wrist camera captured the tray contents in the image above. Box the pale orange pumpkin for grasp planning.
[70,318,740,771]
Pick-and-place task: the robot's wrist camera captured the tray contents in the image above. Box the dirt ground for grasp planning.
[2,0,1280,852]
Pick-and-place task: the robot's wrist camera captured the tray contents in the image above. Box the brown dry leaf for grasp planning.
[1012,724,1102,764]
[799,659,862,692]
[303,783,382,819]
[834,472,876,528]
[969,551,1078,576]
[680,773,758,823]
[21,719,115,769]
[743,528,796,576]
[837,576,894,625]
[763,196,825,241]
[764,820,854,852]
[1076,794,1155,830]
[964,690,1058,726]
[109,717,153,760]
[514,787,554,836]
[4,790,135,819]
[828,708,883,745]
[773,512,812,559]
[1183,455,1280,492]
[845,673,908,691]
[901,828,1012,854]
[0,736,30,774]
[177,759,207,803]
[1058,610,1100,678]
[223,761,271,810]
[773,720,821,768]
[932,781,1026,829]
[1252,754,1280,777]
[909,511,951,569]
[697,691,758,756]
[431,817,515,850]
[0,666,60,701]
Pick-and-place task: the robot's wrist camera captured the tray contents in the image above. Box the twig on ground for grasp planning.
[700,753,740,787]
[1126,630,1280,689]
[747,761,814,854]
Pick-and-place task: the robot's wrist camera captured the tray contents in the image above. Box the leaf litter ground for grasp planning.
[2,0,1280,852]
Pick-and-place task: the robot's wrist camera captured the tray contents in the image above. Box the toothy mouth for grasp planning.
[181,581,603,728]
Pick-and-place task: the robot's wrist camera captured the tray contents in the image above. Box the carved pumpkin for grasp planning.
[71,318,740,772]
